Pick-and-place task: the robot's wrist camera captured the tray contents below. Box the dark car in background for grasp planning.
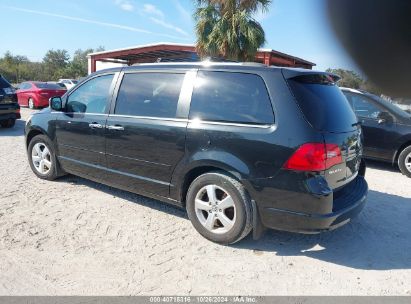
[17,81,66,109]
[342,88,411,177]
[24,63,367,244]
[0,74,20,128]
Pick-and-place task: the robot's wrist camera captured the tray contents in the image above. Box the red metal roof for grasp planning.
[88,42,315,72]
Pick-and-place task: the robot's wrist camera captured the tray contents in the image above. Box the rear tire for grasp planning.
[398,145,411,178]
[0,119,16,128]
[28,98,35,109]
[28,135,63,180]
[186,172,253,244]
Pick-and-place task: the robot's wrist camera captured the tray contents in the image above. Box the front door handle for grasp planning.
[107,125,124,131]
[89,123,103,129]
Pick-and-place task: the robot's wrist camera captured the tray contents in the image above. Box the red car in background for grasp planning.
[17,82,66,109]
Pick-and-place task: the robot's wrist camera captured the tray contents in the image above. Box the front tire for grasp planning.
[186,172,253,244]
[28,135,62,180]
[0,119,16,128]
[398,145,411,178]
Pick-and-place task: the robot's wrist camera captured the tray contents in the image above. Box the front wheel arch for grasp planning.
[393,140,411,165]
[26,129,44,148]
[397,145,411,177]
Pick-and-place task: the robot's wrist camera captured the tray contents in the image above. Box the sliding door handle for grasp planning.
[107,125,124,131]
[89,123,103,129]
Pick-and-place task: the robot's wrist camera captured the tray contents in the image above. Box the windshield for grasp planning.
[36,82,65,90]
[288,75,358,132]
[0,75,12,89]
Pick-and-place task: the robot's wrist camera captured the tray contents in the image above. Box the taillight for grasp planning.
[283,143,342,171]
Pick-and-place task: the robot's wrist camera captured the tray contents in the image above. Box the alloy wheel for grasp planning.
[194,184,236,234]
[32,143,52,174]
[405,152,411,173]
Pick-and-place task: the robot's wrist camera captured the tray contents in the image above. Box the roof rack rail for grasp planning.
[240,62,267,67]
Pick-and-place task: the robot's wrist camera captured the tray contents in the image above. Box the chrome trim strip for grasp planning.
[189,120,274,129]
[109,114,188,123]
[109,115,274,128]
[51,112,274,128]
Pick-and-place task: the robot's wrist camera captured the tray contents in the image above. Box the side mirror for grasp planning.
[377,111,393,124]
[50,96,63,111]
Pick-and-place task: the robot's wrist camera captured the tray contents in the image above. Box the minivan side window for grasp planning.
[345,93,382,119]
[189,71,274,124]
[115,72,185,118]
[66,74,114,114]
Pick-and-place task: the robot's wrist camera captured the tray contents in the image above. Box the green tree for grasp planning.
[43,49,70,80]
[0,51,29,83]
[326,68,363,89]
[0,47,105,83]
[327,68,382,95]
[194,0,270,61]
[65,47,104,78]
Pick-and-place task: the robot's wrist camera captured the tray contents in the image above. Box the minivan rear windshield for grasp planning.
[0,75,11,89]
[288,75,358,132]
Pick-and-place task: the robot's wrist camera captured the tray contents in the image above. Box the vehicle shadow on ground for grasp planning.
[59,174,411,270]
[365,159,400,173]
[235,190,411,270]
[0,119,26,137]
[57,175,188,220]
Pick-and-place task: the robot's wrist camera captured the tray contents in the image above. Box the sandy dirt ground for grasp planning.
[0,108,410,295]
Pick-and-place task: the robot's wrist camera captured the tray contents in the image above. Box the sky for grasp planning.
[0,0,359,72]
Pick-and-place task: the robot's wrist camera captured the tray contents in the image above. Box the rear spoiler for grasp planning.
[282,69,341,83]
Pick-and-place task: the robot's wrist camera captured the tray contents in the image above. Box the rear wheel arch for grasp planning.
[180,165,243,206]
[185,170,253,244]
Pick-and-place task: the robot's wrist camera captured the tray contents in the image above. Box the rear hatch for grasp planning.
[0,75,17,104]
[284,70,362,189]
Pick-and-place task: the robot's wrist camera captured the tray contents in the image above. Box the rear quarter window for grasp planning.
[288,75,358,132]
[189,71,274,124]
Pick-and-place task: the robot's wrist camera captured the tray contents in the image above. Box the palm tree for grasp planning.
[194,0,271,61]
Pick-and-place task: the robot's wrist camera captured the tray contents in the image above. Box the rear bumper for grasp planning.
[257,175,368,233]
[0,104,20,120]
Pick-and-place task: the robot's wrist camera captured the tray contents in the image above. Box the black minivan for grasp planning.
[25,63,367,244]
[0,74,20,128]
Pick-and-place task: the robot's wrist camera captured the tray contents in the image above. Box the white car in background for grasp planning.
[57,79,78,90]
